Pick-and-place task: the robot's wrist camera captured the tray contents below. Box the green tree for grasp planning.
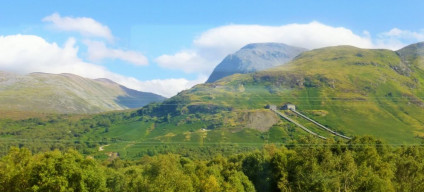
[393,146,424,192]
[0,147,33,192]
[29,149,106,192]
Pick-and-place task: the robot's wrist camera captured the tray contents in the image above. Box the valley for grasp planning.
[1,43,424,160]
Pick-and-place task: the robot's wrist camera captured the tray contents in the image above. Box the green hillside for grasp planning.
[130,45,424,145]
[1,44,424,159]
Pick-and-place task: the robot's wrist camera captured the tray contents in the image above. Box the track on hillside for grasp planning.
[270,108,326,140]
[290,109,351,140]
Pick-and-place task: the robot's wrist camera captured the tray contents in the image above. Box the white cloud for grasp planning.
[155,22,374,75]
[0,34,106,78]
[375,28,424,50]
[193,22,373,51]
[383,28,424,40]
[125,75,207,97]
[0,34,196,97]
[155,50,208,73]
[43,13,113,41]
[84,40,148,66]
[43,13,148,66]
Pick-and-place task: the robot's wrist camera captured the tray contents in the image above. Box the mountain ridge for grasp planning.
[0,71,166,114]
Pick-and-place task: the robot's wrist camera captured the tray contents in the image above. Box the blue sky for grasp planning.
[0,0,423,97]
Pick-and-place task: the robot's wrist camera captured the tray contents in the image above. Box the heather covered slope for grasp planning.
[0,72,165,114]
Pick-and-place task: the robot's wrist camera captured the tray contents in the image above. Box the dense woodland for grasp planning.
[1,136,424,192]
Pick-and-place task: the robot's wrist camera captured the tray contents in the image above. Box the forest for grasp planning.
[1,136,424,192]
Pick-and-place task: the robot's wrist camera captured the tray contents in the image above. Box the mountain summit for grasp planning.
[206,43,307,83]
[396,41,424,71]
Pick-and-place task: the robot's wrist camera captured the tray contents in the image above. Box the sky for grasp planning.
[0,0,424,97]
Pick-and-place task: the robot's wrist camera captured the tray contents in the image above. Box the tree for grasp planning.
[29,149,106,192]
[0,147,32,192]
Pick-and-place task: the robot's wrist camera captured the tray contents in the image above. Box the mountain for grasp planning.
[3,43,424,159]
[206,43,307,83]
[397,42,424,70]
[0,72,166,114]
[134,44,424,144]
[67,43,424,158]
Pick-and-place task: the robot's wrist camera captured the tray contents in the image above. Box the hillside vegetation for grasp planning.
[2,136,424,192]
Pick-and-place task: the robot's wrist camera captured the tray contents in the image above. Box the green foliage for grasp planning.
[0,148,106,192]
[2,136,424,191]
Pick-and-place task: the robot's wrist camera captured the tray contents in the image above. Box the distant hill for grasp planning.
[206,43,307,83]
[0,72,166,114]
[397,42,424,71]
